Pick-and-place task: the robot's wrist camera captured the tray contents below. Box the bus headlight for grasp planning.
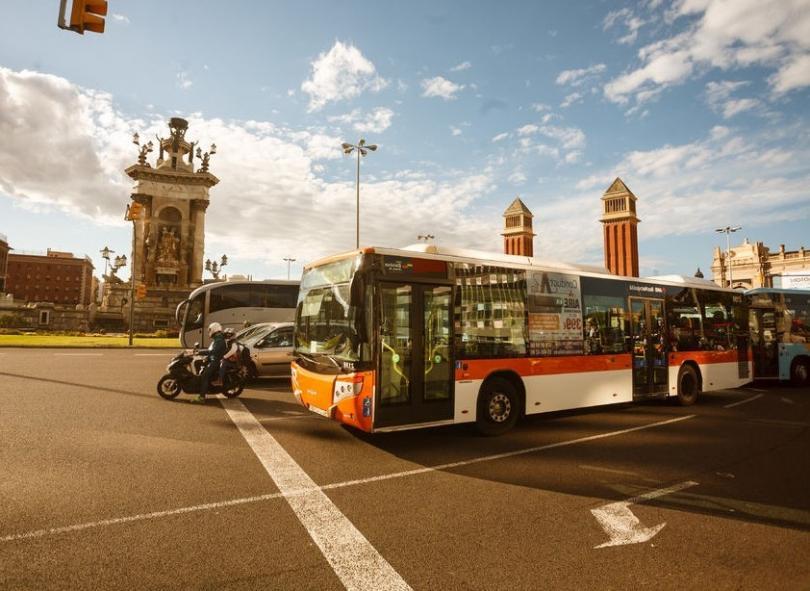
[333,374,364,403]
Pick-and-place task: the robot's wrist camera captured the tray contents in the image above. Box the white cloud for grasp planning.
[603,8,646,45]
[539,125,586,150]
[516,124,539,136]
[604,0,810,104]
[560,92,584,108]
[301,41,388,111]
[722,98,760,118]
[704,80,760,118]
[556,64,607,86]
[111,13,130,24]
[176,71,192,89]
[508,169,527,184]
[450,61,472,72]
[329,107,394,133]
[531,102,551,112]
[770,53,810,95]
[492,132,509,142]
[450,126,463,136]
[421,76,464,100]
[0,67,510,272]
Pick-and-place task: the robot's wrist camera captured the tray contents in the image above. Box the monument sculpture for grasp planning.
[97,117,219,331]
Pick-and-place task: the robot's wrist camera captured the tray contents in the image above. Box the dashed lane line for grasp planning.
[0,413,696,546]
[724,394,764,409]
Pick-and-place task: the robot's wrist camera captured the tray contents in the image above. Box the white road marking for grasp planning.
[746,388,768,393]
[0,413,696,545]
[724,394,764,408]
[780,397,796,405]
[579,465,640,477]
[0,492,285,543]
[134,353,173,357]
[54,353,104,357]
[591,481,699,548]
[219,396,412,591]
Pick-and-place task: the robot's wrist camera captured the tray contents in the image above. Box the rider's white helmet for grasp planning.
[207,322,223,337]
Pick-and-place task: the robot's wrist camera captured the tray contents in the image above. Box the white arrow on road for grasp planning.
[591,481,698,548]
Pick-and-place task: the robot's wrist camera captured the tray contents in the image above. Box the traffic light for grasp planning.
[70,0,108,35]
[136,284,147,300]
[126,202,143,221]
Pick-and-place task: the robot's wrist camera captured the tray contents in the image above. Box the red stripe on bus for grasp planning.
[668,350,741,365]
[456,355,633,380]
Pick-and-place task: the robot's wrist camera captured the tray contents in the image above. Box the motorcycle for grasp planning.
[156,339,248,400]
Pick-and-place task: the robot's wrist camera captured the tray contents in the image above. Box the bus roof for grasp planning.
[746,287,810,296]
[184,278,300,301]
[305,244,739,293]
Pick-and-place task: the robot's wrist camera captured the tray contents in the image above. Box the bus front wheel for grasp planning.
[676,365,700,406]
[790,358,810,387]
[476,377,519,436]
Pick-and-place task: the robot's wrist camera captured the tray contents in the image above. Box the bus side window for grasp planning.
[581,290,628,355]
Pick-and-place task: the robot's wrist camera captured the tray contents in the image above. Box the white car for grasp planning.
[239,322,294,377]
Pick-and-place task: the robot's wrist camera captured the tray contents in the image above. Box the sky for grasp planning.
[0,0,809,282]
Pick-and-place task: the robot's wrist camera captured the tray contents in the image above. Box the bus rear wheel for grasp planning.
[476,377,519,436]
[676,365,700,406]
[790,358,810,387]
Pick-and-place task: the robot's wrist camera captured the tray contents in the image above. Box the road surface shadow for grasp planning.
[0,371,154,400]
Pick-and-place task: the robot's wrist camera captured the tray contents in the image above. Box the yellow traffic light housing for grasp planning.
[70,0,108,34]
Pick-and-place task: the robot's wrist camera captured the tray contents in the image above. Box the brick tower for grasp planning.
[600,177,640,277]
[502,197,536,257]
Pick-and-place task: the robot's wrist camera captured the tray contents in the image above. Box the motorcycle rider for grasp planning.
[189,322,227,404]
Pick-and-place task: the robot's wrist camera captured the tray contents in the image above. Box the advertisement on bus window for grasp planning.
[527,271,583,356]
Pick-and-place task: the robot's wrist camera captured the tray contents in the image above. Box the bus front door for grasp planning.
[375,283,454,429]
[630,298,668,398]
[750,308,778,378]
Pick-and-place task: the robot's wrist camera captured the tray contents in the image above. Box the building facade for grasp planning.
[502,197,536,256]
[0,233,8,293]
[5,249,95,306]
[711,239,810,289]
[600,178,640,277]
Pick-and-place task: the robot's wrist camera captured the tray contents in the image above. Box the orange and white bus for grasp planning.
[291,245,751,434]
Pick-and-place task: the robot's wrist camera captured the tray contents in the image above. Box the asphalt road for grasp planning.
[1,348,809,590]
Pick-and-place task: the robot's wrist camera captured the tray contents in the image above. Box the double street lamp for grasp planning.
[205,254,228,280]
[715,225,742,288]
[283,257,296,280]
[341,139,377,249]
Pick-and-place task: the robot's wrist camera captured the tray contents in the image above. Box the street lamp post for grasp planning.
[341,139,377,249]
[99,246,115,277]
[283,257,296,280]
[715,225,742,288]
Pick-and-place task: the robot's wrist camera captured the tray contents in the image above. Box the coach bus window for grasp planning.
[209,284,251,312]
[254,284,299,308]
[454,264,527,358]
[186,294,204,330]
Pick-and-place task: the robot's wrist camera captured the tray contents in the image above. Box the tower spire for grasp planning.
[600,178,640,277]
[502,197,536,257]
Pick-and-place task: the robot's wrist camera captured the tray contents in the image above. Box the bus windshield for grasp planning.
[294,256,371,366]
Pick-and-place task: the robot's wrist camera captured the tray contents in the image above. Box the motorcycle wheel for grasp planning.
[222,373,245,398]
[157,374,182,400]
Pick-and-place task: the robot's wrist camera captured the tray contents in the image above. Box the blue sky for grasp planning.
[1,0,808,281]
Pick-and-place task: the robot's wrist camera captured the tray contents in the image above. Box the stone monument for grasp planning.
[98,118,219,331]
